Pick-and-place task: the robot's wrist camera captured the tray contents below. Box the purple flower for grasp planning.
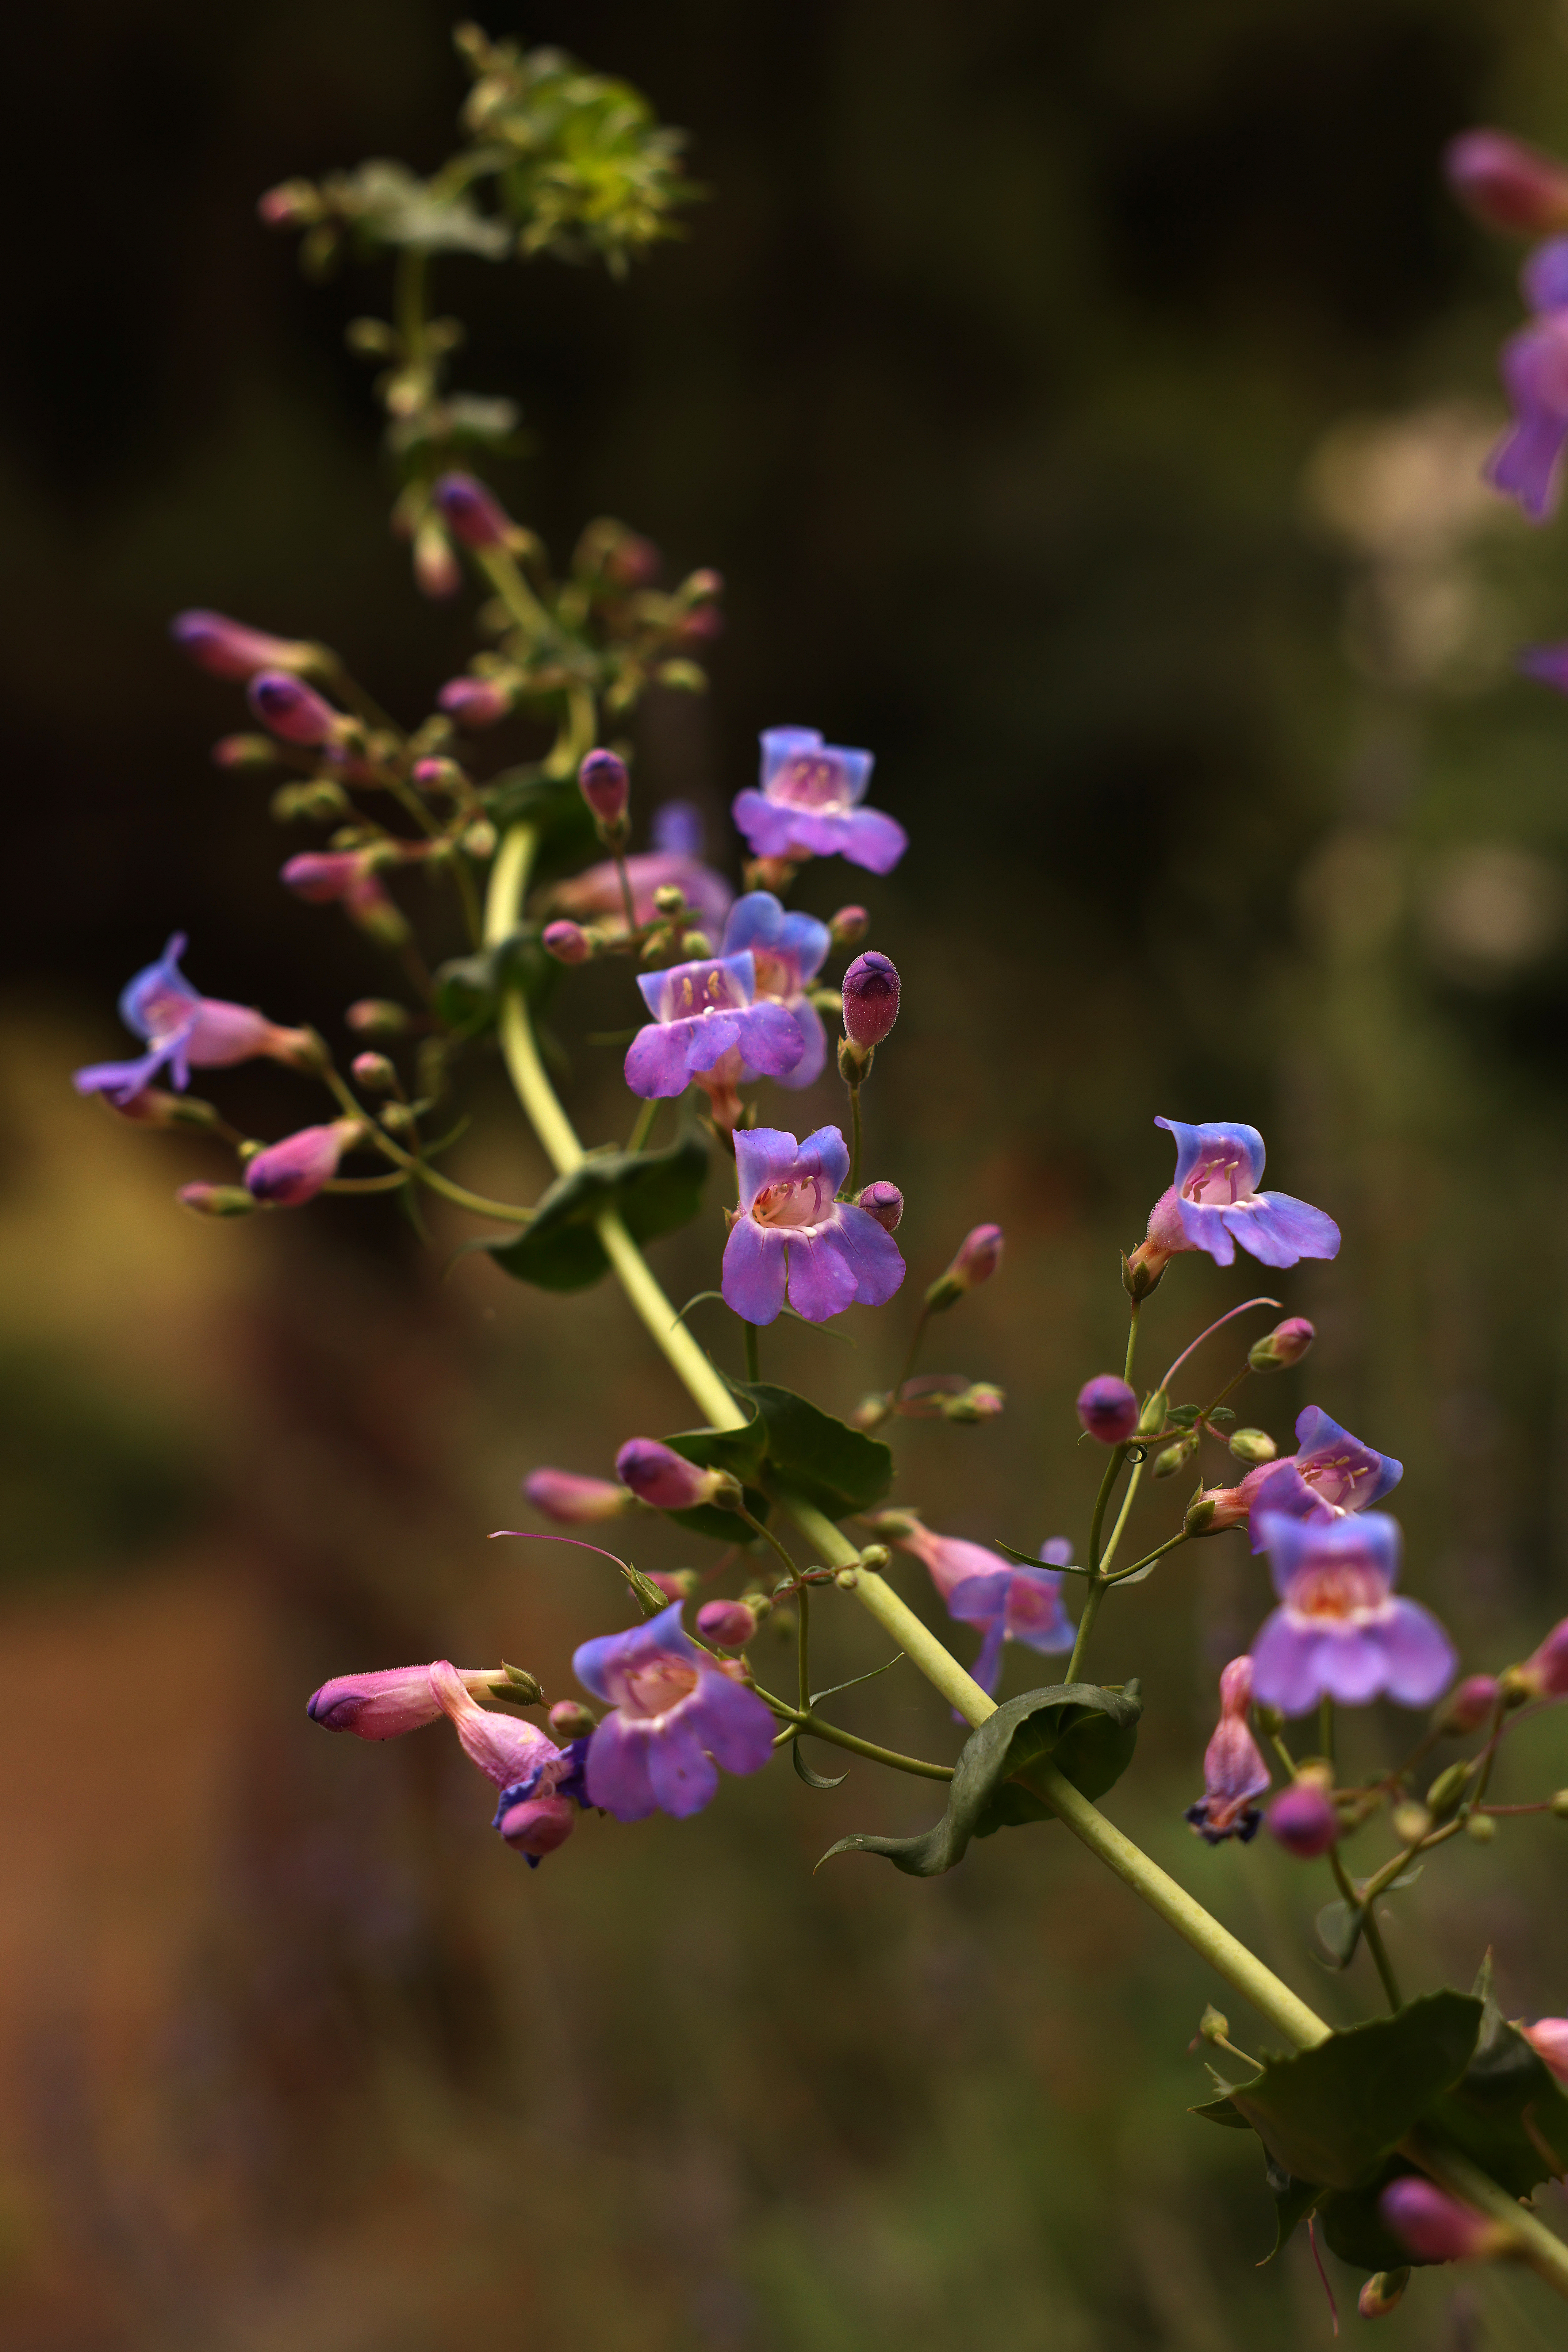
[623,953,804,1099]
[723,1124,905,1325]
[170,609,312,681]
[1185,1656,1271,1844]
[245,1117,366,1207]
[721,891,832,1088]
[429,1661,585,1865]
[1267,1778,1340,1859]
[1379,2178,1505,2266]
[1233,1405,1403,1552]
[73,934,314,1105]
[1487,312,1568,520]
[281,849,408,943]
[523,1468,635,1524]
[1523,236,1568,313]
[432,470,518,551]
[842,950,901,1050]
[896,1523,1075,1694]
[1145,1118,1340,1272]
[1249,1512,1457,1717]
[247,669,346,746]
[572,1600,776,1821]
[1077,1375,1139,1445]
[308,1662,448,1737]
[732,726,907,875]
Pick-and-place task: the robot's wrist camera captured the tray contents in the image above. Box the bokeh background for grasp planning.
[8,0,1568,2343]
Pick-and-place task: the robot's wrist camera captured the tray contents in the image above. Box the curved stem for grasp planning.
[1158,1297,1281,1395]
[754,1685,953,1781]
[1329,1844,1401,2012]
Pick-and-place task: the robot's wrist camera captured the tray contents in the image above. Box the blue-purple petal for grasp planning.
[826,1203,906,1305]
[734,1125,802,1211]
[584,1712,658,1820]
[730,1001,803,1076]
[1488,410,1568,520]
[784,1231,861,1322]
[722,1219,789,1324]
[771,1000,828,1090]
[645,1717,720,1817]
[625,1020,700,1097]
[1378,1598,1458,1707]
[1229,1191,1341,1269]
[834,805,908,873]
[688,1668,776,1773]
[681,1011,743,1072]
[731,788,798,858]
[72,1047,171,1103]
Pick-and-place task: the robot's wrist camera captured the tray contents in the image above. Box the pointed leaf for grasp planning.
[818,1681,1142,1878]
[1261,2158,1322,2263]
[1318,2162,1437,2272]
[662,1416,769,1544]
[734,1382,892,1517]
[1424,1989,1568,2195]
[486,1126,709,1292]
[791,1738,847,1790]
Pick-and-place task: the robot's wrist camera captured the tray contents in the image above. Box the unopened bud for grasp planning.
[842,950,900,1050]
[499,1661,543,1705]
[1248,1317,1315,1372]
[1357,2270,1410,2319]
[1446,128,1568,236]
[1553,1790,1568,1818]
[177,1182,257,1218]
[1077,1376,1139,1445]
[379,1102,416,1136]
[1438,1674,1501,1734]
[578,747,630,831]
[542,920,592,966]
[696,1599,757,1648]
[834,1567,859,1589]
[648,1570,699,1600]
[462,819,497,859]
[1379,2178,1509,2265]
[257,178,324,228]
[1228,1427,1277,1466]
[830,905,869,948]
[857,1544,891,1571]
[926,1223,1004,1311]
[244,1117,366,1207]
[523,1469,635,1525]
[213,732,285,771]
[1425,1762,1472,1821]
[1465,1812,1497,1844]
[855,1181,903,1233]
[413,514,462,599]
[1254,1702,1284,1737]
[1137,1388,1169,1435]
[1514,1616,1568,1699]
[346,999,411,1037]
[432,470,516,551]
[548,1699,596,1740]
[1184,1493,1218,1535]
[1267,1776,1339,1859]
[271,780,351,823]
[614,1439,741,1514]
[103,1086,220,1133]
[1152,1435,1199,1479]
[1197,2004,1230,2046]
[248,670,346,747]
[1392,1801,1432,1845]
[941,1382,1005,1423]
[351,1052,397,1092]
[438,674,515,729]
[172,609,317,681]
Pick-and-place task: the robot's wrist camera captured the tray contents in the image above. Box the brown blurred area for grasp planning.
[10,1,1568,2345]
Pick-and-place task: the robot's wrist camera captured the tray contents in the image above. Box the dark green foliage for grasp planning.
[732,1383,893,1518]
[486,1124,709,1291]
[819,1681,1144,1878]
[663,1415,770,1544]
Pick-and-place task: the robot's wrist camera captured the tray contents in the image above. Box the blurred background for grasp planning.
[7,0,1568,2342]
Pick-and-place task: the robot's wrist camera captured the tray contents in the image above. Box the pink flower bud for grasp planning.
[177,1182,257,1218]
[842,950,900,1048]
[614,1438,736,1512]
[346,1000,411,1036]
[494,1793,577,1858]
[438,675,514,729]
[1076,1375,1138,1444]
[1378,2177,1505,2265]
[1267,1779,1339,1859]
[523,1469,635,1524]
[1357,2271,1409,2318]
[256,179,323,228]
[351,1052,396,1092]
[1517,1617,1568,1698]
[247,669,344,746]
[1440,1674,1502,1733]
[830,905,869,947]
[1248,1316,1316,1372]
[578,747,630,826]
[307,1663,444,1738]
[432,470,515,550]
[696,1599,757,1648]
[1521,2018,1568,2085]
[856,1181,904,1232]
[1445,128,1568,236]
[244,1117,364,1207]
[949,1224,1003,1288]
[542,920,592,966]
[171,609,313,681]
[548,1699,597,1740]
[603,531,661,586]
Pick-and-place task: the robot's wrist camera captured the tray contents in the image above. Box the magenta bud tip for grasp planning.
[614,1438,730,1512]
[438,675,513,728]
[542,920,592,966]
[1266,1780,1340,1859]
[856,1180,904,1233]
[696,1599,757,1648]
[578,747,630,825]
[1075,1374,1139,1445]
[432,471,514,551]
[842,950,900,1048]
[247,669,341,746]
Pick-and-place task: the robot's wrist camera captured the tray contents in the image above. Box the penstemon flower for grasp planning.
[1133,1119,1340,1275]
[623,953,805,1105]
[571,1601,775,1821]
[1194,1406,1402,1548]
[1248,1512,1456,1716]
[245,1117,367,1206]
[722,1125,905,1324]
[73,934,316,1104]
[731,726,907,875]
[1184,1657,1270,1844]
[720,891,832,1087]
[895,1523,1075,1693]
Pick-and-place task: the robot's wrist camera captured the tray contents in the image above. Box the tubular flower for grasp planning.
[613,1439,736,1512]
[894,1524,1075,1694]
[247,669,347,746]
[1378,2178,1509,2266]
[280,849,408,942]
[722,1125,905,1326]
[1487,311,1568,521]
[624,953,803,1102]
[1138,1120,1340,1273]
[1445,128,1568,236]
[170,608,315,681]
[1185,1657,1271,1845]
[523,1469,637,1525]
[245,1117,366,1206]
[720,891,832,1088]
[572,1600,775,1821]
[1249,1512,1457,1717]
[731,726,907,875]
[307,1661,499,1738]
[1199,1406,1404,1556]
[429,1661,585,1865]
[73,934,315,1104]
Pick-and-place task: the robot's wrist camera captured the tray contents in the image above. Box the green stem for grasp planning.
[477,544,553,642]
[1067,1438,1131,1681]
[745,1321,760,1384]
[626,1095,659,1153]
[1320,1694,1337,1774]
[737,1503,798,1587]
[319,1069,533,1221]
[1124,1300,1141,1384]
[797,1583,811,1715]
[847,1081,863,1196]
[1329,1845,1402,2012]
[480,825,1568,2301]
[873,1302,932,1427]
[614,852,638,936]
[754,1687,953,1782]
[1103,1528,1189,1587]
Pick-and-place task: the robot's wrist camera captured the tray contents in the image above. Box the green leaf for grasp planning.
[1423,1986,1568,2196]
[1317,2162,1432,2272]
[1314,1898,1364,1969]
[1261,2158,1322,2263]
[1195,1993,1482,2192]
[734,1382,892,1517]
[662,1416,769,1544]
[432,928,557,1032]
[818,1681,1143,1878]
[486,1125,708,1292]
[791,1738,847,1791]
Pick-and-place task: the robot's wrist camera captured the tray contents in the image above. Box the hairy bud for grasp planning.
[1248,1317,1315,1372]
[696,1599,757,1648]
[830,904,869,948]
[1227,1427,1277,1466]
[542,920,593,966]
[926,1223,1004,1311]
[842,950,901,1051]
[578,747,630,835]
[614,1439,742,1513]
[856,1180,904,1232]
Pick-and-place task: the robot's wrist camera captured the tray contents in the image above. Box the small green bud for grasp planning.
[680,930,713,958]
[500,1661,543,1704]
[834,1567,859,1589]
[1358,2270,1409,2319]
[1228,1428,1277,1466]
[939,1382,1005,1423]
[652,884,686,917]
[1553,1790,1568,1818]
[1197,2004,1230,2046]
[1465,1812,1497,1844]
[857,1544,891,1572]
[1152,1434,1199,1480]
[462,819,497,860]
[380,1102,417,1137]
[1137,1388,1169,1436]
[1392,1801,1432,1845]
[1425,1761,1472,1821]
[1255,1703,1284,1737]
